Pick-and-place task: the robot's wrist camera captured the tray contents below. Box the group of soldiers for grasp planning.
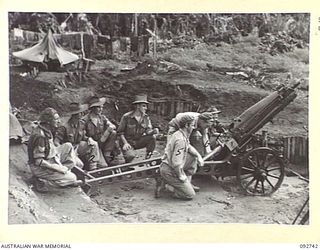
[27,93,222,200]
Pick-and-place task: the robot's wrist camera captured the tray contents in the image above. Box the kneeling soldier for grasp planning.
[166,108,221,192]
[156,113,204,200]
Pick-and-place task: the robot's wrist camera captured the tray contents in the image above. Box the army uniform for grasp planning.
[117,110,156,163]
[83,96,118,165]
[117,94,157,163]
[28,125,78,187]
[56,116,102,170]
[160,129,196,200]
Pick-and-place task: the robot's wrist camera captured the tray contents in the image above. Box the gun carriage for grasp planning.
[74,82,301,196]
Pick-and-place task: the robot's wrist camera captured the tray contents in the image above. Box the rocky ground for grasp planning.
[8,37,309,224]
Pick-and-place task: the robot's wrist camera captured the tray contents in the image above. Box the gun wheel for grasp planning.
[237,147,285,196]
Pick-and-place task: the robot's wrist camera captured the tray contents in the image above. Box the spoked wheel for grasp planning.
[237,147,285,196]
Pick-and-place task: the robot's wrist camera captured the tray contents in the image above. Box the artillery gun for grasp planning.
[74,81,301,196]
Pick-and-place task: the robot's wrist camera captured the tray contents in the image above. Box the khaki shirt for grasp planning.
[56,118,87,145]
[83,113,113,141]
[27,125,58,164]
[117,111,153,141]
[162,129,189,170]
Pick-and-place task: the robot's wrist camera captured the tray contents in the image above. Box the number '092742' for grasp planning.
[300,244,318,248]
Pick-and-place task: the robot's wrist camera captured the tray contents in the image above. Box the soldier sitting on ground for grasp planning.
[155,113,204,200]
[117,94,159,163]
[83,96,118,166]
[27,107,82,192]
[54,102,105,171]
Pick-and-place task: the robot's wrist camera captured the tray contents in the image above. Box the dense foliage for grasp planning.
[8,13,310,43]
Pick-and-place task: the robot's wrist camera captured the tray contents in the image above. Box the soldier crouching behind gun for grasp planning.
[54,102,104,171]
[155,113,204,200]
[27,107,82,193]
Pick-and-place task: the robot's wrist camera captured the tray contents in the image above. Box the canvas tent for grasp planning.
[12,29,79,66]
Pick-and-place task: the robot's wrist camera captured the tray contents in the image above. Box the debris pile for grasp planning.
[205,63,294,89]
[259,32,306,55]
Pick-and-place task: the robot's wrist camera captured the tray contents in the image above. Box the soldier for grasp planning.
[27,107,81,192]
[190,111,221,156]
[117,94,159,163]
[155,113,204,200]
[206,107,225,148]
[167,107,221,140]
[83,96,118,165]
[55,102,104,171]
[166,108,221,192]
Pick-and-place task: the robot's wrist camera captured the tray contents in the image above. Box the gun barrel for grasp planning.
[230,82,299,147]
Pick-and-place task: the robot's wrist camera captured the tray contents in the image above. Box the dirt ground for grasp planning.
[8,144,309,224]
[8,40,309,225]
[91,174,309,224]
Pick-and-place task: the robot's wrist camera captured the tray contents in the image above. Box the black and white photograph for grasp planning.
[7,11,311,227]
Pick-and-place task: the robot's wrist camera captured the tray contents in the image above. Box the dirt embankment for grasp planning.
[10,61,307,137]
